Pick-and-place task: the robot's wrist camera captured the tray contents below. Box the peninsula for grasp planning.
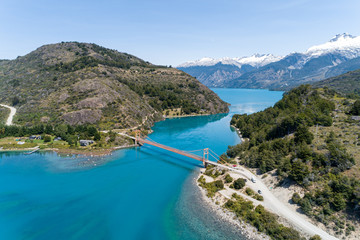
[0,42,228,154]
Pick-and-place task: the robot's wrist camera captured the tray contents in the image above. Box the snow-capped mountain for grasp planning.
[178,54,283,68]
[307,33,360,57]
[177,54,282,87]
[178,33,360,89]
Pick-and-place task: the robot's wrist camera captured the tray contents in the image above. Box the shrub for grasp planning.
[291,193,301,204]
[214,180,224,190]
[245,187,254,196]
[350,100,360,115]
[43,135,51,143]
[233,178,246,189]
[254,194,264,201]
[309,235,321,240]
[332,193,346,211]
[224,174,233,183]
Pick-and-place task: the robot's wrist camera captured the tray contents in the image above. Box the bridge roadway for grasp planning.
[119,132,253,178]
[137,138,205,162]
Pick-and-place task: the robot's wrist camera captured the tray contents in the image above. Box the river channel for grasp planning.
[0,88,283,240]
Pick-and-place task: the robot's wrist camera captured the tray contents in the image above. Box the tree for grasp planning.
[94,132,101,141]
[11,96,20,106]
[43,135,51,142]
[233,178,246,189]
[290,160,309,184]
[45,125,53,134]
[300,198,312,215]
[294,125,314,144]
[332,193,346,211]
[225,174,233,183]
[350,100,360,115]
[54,124,68,138]
[87,126,97,136]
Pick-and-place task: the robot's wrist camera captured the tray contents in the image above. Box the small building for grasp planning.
[79,140,94,146]
[29,135,42,140]
[54,137,62,141]
[351,116,360,121]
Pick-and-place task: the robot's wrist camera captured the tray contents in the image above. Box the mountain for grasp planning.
[178,33,360,89]
[0,42,228,128]
[312,68,360,96]
[177,54,282,87]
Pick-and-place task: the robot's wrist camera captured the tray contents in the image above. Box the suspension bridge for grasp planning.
[119,131,226,168]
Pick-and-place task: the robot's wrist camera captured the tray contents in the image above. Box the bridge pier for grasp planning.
[203,161,208,168]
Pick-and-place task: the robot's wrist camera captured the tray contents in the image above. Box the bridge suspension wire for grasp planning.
[209,149,220,157]
[209,152,220,161]
[132,131,228,165]
[186,149,204,153]
[144,136,156,142]
[209,149,227,162]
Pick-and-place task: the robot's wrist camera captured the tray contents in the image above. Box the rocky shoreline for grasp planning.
[195,171,270,240]
[231,125,246,142]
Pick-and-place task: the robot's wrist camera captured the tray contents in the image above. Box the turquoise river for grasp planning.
[0,88,283,240]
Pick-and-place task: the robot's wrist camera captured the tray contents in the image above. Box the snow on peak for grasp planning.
[329,33,355,42]
[235,54,282,67]
[306,33,360,57]
[178,54,282,68]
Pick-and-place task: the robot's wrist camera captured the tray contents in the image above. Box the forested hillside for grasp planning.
[312,69,360,98]
[227,85,360,238]
[0,42,228,129]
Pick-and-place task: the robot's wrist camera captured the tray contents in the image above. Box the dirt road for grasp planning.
[0,104,16,125]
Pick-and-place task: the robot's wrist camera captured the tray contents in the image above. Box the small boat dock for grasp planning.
[25,147,40,155]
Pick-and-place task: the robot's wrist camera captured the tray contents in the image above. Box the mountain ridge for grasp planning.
[178,33,360,89]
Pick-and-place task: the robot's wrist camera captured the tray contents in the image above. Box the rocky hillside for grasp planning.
[0,42,228,129]
[312,69,360,97]
[0,106,10,125]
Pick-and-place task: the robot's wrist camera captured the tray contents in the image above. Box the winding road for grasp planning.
[0,104,16,125]
[216,164,338,240]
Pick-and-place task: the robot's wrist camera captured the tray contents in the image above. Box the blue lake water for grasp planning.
[0,88,283,240]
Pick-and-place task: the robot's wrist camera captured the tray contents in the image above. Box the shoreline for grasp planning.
[231,125,246,142]
[195,170,270,240]
[0,144,138,157]
[164,113,212,119]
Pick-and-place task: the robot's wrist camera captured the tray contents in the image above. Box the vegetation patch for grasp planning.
[225,193,303,240]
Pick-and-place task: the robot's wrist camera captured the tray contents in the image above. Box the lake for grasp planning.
[0,88,283,240]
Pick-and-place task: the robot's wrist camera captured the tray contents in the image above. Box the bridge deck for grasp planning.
[138,138,204,162]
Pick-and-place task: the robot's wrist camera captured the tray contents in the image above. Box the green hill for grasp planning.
[227,85,360,238]
[312,69,360,97]
[0,42,228,129]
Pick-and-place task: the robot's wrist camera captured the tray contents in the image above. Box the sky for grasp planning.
[1,0,360,66]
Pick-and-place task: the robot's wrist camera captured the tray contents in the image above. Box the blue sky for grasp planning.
[1,0,360,66]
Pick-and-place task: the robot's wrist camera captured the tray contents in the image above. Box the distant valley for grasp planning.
[178,33,360,90]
